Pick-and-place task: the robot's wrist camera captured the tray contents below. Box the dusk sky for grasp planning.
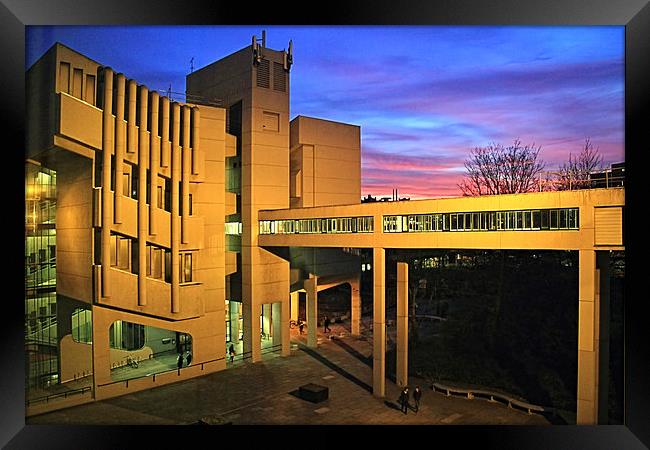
[27,26,624,199]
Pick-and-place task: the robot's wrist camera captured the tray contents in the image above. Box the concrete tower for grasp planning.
[187,32,292,361]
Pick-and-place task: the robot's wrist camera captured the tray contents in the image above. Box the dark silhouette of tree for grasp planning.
[459,139,545,196]
[555,138,604,190]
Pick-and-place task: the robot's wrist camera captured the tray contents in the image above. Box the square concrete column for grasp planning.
[290,291,299,322]
[281,297,290,356]
[230,301,240,343]
[305,275,318,348]
[242,300,259,362]
[272,302,282,347]
[262,303,272,339]
[577,249,599,424]
[350,275,361,336]
[396,262,409,388]
[373,248,386,398]
[597,251,611,425]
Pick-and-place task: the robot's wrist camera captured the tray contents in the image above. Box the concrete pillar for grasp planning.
[230,301,240,342]
[262,303,272,339]
[100,67,113,299]
[597,251,611,424]
[272,302,282,347]
[396,262,409,387]
[149,91,160,236]
[160,97,170,168]
[127,79,137,153]
[290,291,299,322]
[577,249,599,424]
[350,275,361,336]
[281,296,290,356]
[170,102,181,313]
[191,107,200,175]
[305,275,318,348]
[181,105,191,244]
[113,73,125,225]
[137,85,148,306]
[242,300,259,362]
[373,247,386,398]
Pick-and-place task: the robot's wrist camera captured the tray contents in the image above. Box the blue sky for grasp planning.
[27,26,624,198]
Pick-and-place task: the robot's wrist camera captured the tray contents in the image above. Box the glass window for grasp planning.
[180,253,192,283]
[164,249,171,282]
[72,308,92,344]
[559,209,567,229]
[123,172,130,197]
[496,212,504,230]
[451,214,458,231]
[516,211,523,230]
[550,210,559,229]
[568,208,578,229]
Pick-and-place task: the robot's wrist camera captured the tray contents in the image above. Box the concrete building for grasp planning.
[25,36,624,425]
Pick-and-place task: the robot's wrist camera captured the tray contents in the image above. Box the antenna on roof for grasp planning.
[284,39,293,71]
[252,33,263,65]
[190,57,194,73]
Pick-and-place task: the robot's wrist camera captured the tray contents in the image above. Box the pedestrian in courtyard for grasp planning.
[177,352,183,370]
[399,387,409,414]
[413,385,422,413]
[229,343,236,363]
[324,315,331,333]
[299,320,304,335]
[185,351,192,366]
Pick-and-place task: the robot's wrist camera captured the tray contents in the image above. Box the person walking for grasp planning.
[413,386,422,413]
[185,351,192,366]
[324,315,331,333]
[298,320,304,335]
[228,343,236,363]
[399,387,409,415]
[177,352,183,370]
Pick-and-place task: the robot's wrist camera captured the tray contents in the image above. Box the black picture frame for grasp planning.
[2,1,648,448]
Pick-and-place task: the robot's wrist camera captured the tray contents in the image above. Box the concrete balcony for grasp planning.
[225,192,238,216]
[182,215,205,250]
[105,268,203,320]
[225,251,238,276]
[57,92,103,155]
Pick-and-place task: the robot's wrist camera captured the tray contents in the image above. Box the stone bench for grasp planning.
[432,382,550,415]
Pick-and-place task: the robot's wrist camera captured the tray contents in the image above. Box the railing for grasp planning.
[228,343,283,364]
[26,385,92,407]
[537,171,625,192]
[97,356,227,389]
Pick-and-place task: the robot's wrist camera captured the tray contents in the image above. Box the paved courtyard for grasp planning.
[27,323,550,426]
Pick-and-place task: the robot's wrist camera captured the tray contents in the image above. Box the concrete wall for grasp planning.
[290,115,361,208]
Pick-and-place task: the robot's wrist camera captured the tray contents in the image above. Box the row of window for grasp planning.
[383,208,579,233]
[109,233,193,283]
[259,217,374,235]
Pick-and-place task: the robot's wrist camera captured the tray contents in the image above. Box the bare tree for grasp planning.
[458,139,545,196]
[555,138,604,190]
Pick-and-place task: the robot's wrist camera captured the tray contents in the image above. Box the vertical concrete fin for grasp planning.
[113,74,125,224]
[170,102,181,313]
[149,92,160,236]
[396,261,409,387]
[100,67,114,299]
[137,85,149,307]
[373,247,385,397]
